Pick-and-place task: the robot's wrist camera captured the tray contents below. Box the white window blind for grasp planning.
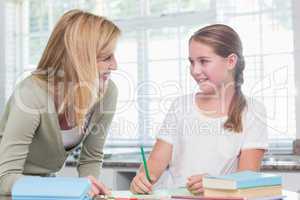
[0,0,5,113]
[2,0,297,151]
[2,1,18,106]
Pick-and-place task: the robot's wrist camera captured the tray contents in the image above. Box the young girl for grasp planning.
[130,24,268,195]
[0,10,120,196]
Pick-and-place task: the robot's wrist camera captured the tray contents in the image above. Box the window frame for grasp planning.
[2,0,298,153]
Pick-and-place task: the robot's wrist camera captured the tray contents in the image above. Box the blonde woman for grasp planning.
[0,10,121,196]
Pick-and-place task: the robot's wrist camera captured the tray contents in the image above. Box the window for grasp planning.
[2,0,297,152]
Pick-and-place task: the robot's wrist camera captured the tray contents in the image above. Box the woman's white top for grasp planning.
[61,111,93,150]
[61,127,84,150]
[155,93,268,189]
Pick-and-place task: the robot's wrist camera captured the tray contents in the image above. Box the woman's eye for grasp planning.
[104,55,112,61]
[97,55,113,62]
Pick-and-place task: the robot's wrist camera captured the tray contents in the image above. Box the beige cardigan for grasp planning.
[0,76,118,195]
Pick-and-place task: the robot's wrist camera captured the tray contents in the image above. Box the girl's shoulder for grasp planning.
[243,96,267,125]
[244,96,266,114]
[167,93,195,114]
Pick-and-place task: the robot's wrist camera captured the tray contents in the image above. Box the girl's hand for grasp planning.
[86,175,111,198]
[186,174,207,195]
[130,172,157,194]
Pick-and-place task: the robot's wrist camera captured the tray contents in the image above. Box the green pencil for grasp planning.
[140,146,151,182]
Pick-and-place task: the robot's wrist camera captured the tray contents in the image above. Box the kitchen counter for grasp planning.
[65,148,300,171]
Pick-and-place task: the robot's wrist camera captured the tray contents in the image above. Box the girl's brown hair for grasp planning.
[190,24,246,133]
[32,9,121,127]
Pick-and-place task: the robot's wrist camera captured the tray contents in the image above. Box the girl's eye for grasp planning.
[189,59,194,65]
[200,60,209,64]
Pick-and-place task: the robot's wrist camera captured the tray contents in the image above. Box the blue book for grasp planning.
[12,176,92,200]
[202,171,282,190]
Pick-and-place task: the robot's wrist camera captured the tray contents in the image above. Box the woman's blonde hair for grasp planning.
[32,9,121,127]
[190,24,247,133]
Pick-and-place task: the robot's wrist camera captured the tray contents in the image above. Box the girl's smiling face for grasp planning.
[188,39,236,95]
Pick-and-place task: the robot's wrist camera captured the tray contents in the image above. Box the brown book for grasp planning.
[204,185,282,199]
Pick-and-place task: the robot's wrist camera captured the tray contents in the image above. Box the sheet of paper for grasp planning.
[109,187,193,199]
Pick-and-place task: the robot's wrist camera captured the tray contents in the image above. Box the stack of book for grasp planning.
[202,171,283,200]
[12,176,92,200]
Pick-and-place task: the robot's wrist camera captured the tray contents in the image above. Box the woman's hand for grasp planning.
[186,174,207,195]
[86,175,111,198]
[130,172,157,194]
